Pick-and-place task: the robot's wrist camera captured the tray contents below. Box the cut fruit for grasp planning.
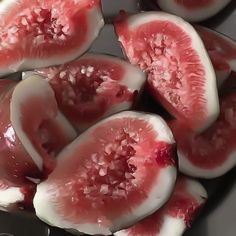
[207,50,231,87]
[0,82,40,210]
[0,79,14,96]
[34,111,177,235]
[0,76,77,210]
[29,53,146,131]
[196,25,236,87]
[170,90,236,178]
[0,0,104,76]
[157,0,232,22]
[10,75,77,172]
[115,176,207,236]
[115,11,219,133]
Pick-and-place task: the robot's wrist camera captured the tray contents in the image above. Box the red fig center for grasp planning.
[48,117,176,226]
[44,62,134,123]
[79,129,138,201]
[0,7,70,50]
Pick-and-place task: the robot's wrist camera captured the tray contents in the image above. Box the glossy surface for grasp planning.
[0,0,235,235]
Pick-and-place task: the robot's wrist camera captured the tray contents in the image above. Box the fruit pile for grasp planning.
[0,0,235,235]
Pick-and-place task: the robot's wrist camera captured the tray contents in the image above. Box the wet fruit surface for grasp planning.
[0,0,236,235]
[0,0,104,75]
[0,76,77,210]
[10,76,77,173]
[33,54,145,131]
[170,90,236,178]
[156,0,232,22]
[115,12,219,133]
[34,112,177,235]
[115,176,207,236]
[0,83,41,210]
[196,26,236,73]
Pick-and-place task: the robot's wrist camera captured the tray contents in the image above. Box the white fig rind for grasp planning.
[0,1,104,76]
[157,0,232,22]
[197,26,236,72]
[117,12,219,133]
[10,75,77,170]
[115,178,207,236]
[178,149,236,179]
[34,111,177,235]
[24,53,146,132]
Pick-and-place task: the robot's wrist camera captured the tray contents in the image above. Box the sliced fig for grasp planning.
[10,75,77,172]
[0,76,77,210]
[0,82,40,210]
[0,79,14,95]
[28,53,146,131]
[170,90,236,178]
[115,176,207,236]
[196,25,236,86]
[34,111,177,235]
[157,0,232,22]
[115,11,219,133]
[0,0,104,76]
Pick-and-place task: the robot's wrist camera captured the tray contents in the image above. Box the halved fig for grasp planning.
[0,82,40,210]
[170,90,236,178]
[115,176,207,236]
[34,111,177,235]
[115,12,219,133]
[157,0,232,22]
[28,53,146,131]
[0,0,104,76]
[0,76,77,210]
[10,75,77,172]
[196,25,236,87]
[0,79,14,95]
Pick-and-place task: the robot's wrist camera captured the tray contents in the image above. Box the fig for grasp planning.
[10,75,77,171]
[115,176,207,236]
[115,11,219,133]
[33,111,177,235]
[157,0,232,22]
[170,89,236,178]
[28,53,146,131]
[0,80,40,210]
[196,25,236,87]
[0,0,104,76]
[0,76,76,210]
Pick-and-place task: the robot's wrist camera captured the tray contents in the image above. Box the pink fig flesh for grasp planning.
[31,53,146,131]
[0,75,77,210]
[115,11,219,133]
[196,25,236,86]
[34,111,177,235]
[157,0,232,22]
[0,0,104,76]
[115,176,207,236]
[170,89,236,178]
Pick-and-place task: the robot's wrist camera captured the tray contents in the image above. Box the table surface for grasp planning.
[0,1,235,235]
